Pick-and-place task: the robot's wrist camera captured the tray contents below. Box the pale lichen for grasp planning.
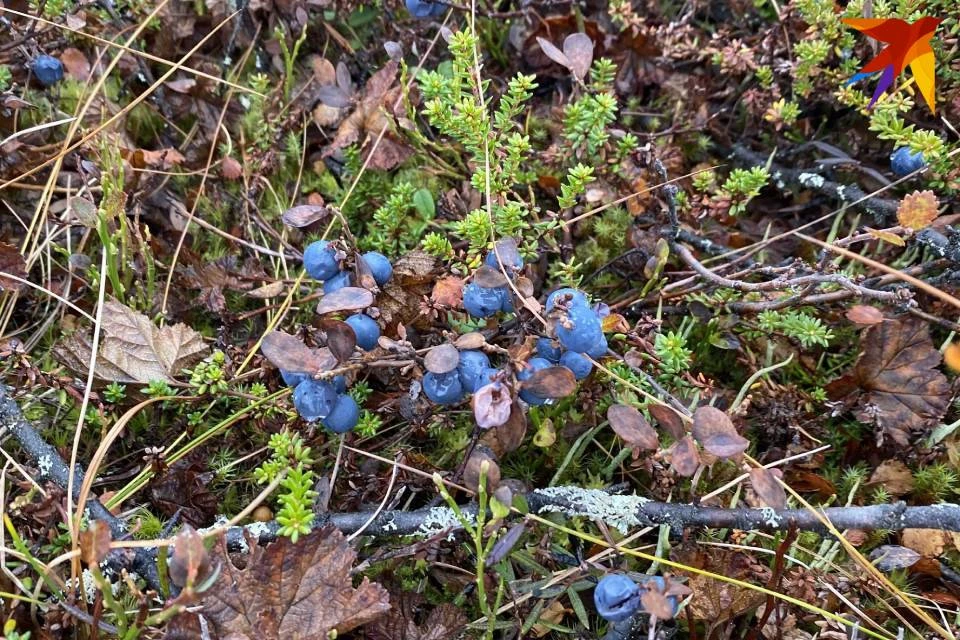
[243,521,271,543]
[416,506,472,539]
[798,172,825,189]
[534,487,650,535]
[37,454,53,477]
[759,507,781,528]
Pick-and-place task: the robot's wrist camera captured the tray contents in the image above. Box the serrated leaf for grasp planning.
[896,190,939,231]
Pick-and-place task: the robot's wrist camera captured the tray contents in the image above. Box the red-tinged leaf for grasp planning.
[748,468,787,509]
[221,156,243,180]
[641,589,675,620]
[463,446,500,493]
[670,436,700,477]
[424,343,459,374]
[897,190,939,231]
[316,287,374,315]
[648,403,686,440]
[0,242,27,292]
[432,277,464,308]
[606,404,659,450]
[282,204,330,228]
[691,406,749,460]
[521,366,577,398]
[321,319,357,363]
[473,381,513,430]
[536,37,571,70]
[846,305,884,325]
[562,33,594,80]
[261,331,336,374]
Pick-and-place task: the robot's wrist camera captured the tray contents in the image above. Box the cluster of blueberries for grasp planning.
[278,241,394,432]
[594,574,679,622]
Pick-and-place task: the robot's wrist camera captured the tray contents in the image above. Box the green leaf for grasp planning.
[413,188,435,218]
[566,586,590,628]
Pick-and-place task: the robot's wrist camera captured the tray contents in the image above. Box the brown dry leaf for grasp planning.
[366,593,466,640]
[60,47,91,80]
[648,403,686,440]
[55,301,208,383]
[521,366,577,398]
[606,404,659,450]
[316,287,374,315]
[260,331,336,375]
[137,147,186,169]
[180,258,252,313]
[670,436,700,477]
[562,33,594,80]
[201,527,389,639]
[463,446,500,493]
[869,545,922,571]
[901,529,948,557]
[897,190,939,230]
[479,400,527,456]
[320,319,357,363]
[748,467,786,509]
[829,317,950,445]
[866,459,915,497]
[246,281,286,299]
[78,520,112,567]
[845,305,884,326]
[691,406,749,460]
[432,277,464,308]
[531,600,566,638]
[0,242,27,292]
[221,156,243,180]
[168,525,211,588]
[681,550,766,623]
[282,204,330,228]
[424,344,459,374]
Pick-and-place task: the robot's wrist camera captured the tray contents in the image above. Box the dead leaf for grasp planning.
[180,258,252,313]
[316,287,374,315]
[866,459,915,497]
[200,526,390,638]
[749,467,786,509]
[670,436,700,477]
[320,319,357,363]
[829,317,950,445]
[479,400,527,455]
[168,525,211,588]
[691,406,749,460]
[607,404,659,450]
[648,403,686,440]
[55,301,208,383]
[260,331,336,375]
[432,277,464,308]
[463,446,500,493]
[246,281,286,299]
[60,47,91,81]
[535,37,570,71]
[0,242,27,292]
[424,344,459,374]
[366,593,466,640]
[473,381,513,430]
[562,33,594,80]
[78,520,112,567]
[897,190,939,230]
[520,366,577,398]
[870,545,921,571]
[137,147,186,169]
[846,305,884,326]
[864,227,906,246]
[454,332,485,350]
[221,156,243,180]
[282,204,330,228]
[902,529,948,557]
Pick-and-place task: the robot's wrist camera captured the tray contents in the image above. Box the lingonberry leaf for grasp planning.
[691,406,749,460]
[606,404,659,450]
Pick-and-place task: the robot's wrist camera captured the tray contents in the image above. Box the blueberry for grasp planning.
[406,0,446,18]
[303,240,340,280]
[323,270,351,294]
[518,357,551,405]
[362,251,393,286]
[457,350,491,393]
[476,367,502,389]
[484,249,523,274]
[594,574,641,623]
[293,378,338,421]
[332,375,347,393]
[560,351,593,380]
[546,287,589,312]
[555,304,604,353]
[536,337,562,363]
[423,371,464,404]
[499,287,514,313]
[280,369,309,387]
[345,313,380,351]
[322,393,360,433]
[32,55,64,86]
[463,283,505,318]
[585,334,608,359]
[890,146,926,176]
[519,389,549,406]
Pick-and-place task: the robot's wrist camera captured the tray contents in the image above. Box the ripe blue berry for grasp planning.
[499,287,514,313]
[546,287,588,312]
[594,574,641,623]
[345,313,380,351]
[292,378,338,421]
[423,371,464,404]
[560,351,593,380]
[476,367,502,389]
[362,251,393,286]
[484,249,523,274]
[322,393,360,433]
[585,334,608,359]
[333,375,347,393]
[32,55,64,86]
[280,369,309,387]
[536,337,562,363]
[890,147,926,176]
[463,283,505,318]
[555,304,604,353]
[323,270,351,294]
[303,240,340,280]
[517,357,551,406]
[457,350,491,393]
[406,0,446,18]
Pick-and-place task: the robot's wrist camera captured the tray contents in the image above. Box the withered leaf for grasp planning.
[424,343,459,374]
[321,319,357,363]
[691,406,749,460]
[536,37,571,71]
[432,277,464,308]
[606,404,659,450]
[846,305,884,326]
[897,190,939,231]
[261,331,336,374]
[463,446,500,493]
[367,593,466,640]
[473,381,513,430]
[748,467,787,510]
[479,400,527,456]
[562,33,594,81]
[200,526,390,639]
[867,459,915,497]
[246,281,286,299]
[832,317,950,445]
[0,242,26,292]
[521,366,577,398]
[473,265,509,289]
[282,204,330,228]
[55,301,208,383]
[670,436,700,477]
[316,287,374,315]
[180,257,252,313]
[869,545,921,571]
[169,525,211,589]
[648,403,686,441]
[454,332,485,350]
[78,520,112,567]
[640,589,675,620]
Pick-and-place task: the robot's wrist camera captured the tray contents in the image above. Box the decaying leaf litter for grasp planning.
[1,0,960,638]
